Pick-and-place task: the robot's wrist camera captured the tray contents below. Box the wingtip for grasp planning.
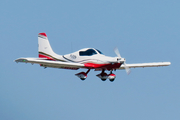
[14,58,27,63]
[168,62,171,65]
[160,62,171,66]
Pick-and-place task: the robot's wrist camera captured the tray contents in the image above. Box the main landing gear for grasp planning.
[75,69,116,82]
[75,69,90,80]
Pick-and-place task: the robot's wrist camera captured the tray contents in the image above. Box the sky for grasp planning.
[0,0,179,120]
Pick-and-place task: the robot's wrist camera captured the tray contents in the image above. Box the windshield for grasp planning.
[95,49,103,54]
[79,49,97,56]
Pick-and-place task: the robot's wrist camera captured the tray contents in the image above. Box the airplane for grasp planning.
[15,33,171,82]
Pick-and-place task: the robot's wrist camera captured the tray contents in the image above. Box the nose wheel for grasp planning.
[108,70,116,82]
[108,73,116,82]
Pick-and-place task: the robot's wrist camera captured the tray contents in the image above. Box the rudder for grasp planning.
[38,33,56,60]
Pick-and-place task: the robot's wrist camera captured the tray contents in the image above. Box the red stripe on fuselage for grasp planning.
[84,63,121,70]
[39,54,56,61]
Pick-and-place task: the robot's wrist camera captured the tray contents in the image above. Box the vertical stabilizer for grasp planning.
[38,33,56,60]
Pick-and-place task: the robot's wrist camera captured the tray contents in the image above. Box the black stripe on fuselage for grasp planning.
[62,56,77,63]
[62,55,112,64]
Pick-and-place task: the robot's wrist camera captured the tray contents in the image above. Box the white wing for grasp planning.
[119,62,171,69]
[15,58,85,69]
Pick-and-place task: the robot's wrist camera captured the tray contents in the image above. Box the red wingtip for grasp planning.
[39,33,47,37]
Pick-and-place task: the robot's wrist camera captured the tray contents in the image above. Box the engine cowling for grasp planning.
[75,72,87,80]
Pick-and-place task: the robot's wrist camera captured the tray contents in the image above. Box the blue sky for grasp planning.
[0,0,179,120]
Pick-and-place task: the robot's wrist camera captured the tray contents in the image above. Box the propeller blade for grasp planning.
[114,47,121,58]
[124,62,131,75]
[114,47,131,75]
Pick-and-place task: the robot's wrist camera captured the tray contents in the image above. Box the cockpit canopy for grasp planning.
[79,48,103,56]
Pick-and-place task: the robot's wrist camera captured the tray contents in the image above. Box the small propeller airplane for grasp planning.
[15,33,171,82]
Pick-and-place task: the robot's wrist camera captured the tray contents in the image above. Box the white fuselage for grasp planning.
[62,48,118,64]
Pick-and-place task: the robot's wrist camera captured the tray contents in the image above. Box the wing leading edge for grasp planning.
[15,58,85,70]
[119,62,171,69]
[15,58,171,70]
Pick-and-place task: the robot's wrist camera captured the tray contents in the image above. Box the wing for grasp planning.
[119,62,171,69]
[15,58,85,70]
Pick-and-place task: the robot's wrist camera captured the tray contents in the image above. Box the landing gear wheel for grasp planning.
[75,69,90,81]
[80,78,86,81]
[101,78,107,81]
[108,72,116,82]
[96,69,108,81]
[109,78,115,82]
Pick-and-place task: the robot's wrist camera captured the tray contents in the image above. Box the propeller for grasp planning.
[114,47,131,75]
[114,47,121,58]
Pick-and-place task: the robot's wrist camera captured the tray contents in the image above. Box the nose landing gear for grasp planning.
[108,72,116,82]
[96,69,116,82]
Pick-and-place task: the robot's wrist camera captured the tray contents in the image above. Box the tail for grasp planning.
[38,33,56,60]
